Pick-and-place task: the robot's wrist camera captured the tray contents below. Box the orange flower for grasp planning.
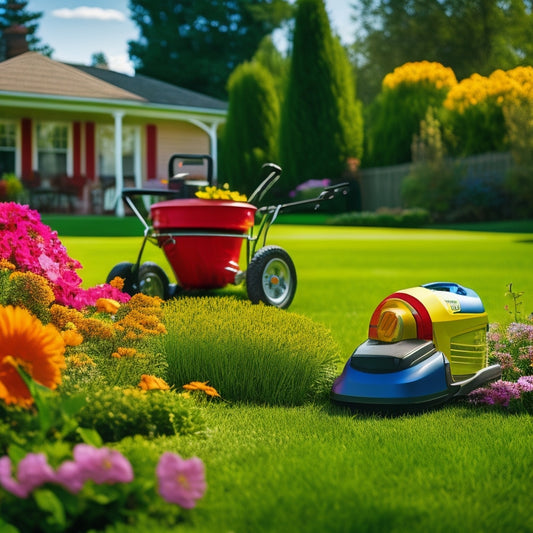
[138,374,170,391]
[61,328,84,346]
[108,276,125,290]
[111,347,137,359]
[95,298,121,314]
[183,381,220,398]
[0,305,66,408]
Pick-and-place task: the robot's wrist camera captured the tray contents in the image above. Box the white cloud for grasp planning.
[108,54,134,76]
[52,7,126,22]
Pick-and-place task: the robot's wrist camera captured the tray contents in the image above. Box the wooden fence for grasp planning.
[360,152,513,211]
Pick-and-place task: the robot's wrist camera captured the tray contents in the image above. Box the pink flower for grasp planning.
[72,444,134,485]
[156,452,206,509]
[0,453,55,498]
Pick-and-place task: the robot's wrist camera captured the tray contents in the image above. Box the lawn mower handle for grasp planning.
[257,182,350,215]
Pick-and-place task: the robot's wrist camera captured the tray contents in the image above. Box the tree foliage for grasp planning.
[128,0,293,99]
[221,61,280,195]
[352,0,533,104]
[0,0,52,56]
[279,0,363,191]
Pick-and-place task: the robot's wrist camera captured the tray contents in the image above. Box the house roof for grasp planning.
[0,52,144,101]
[0,51,228,112]
[71,64,227,111]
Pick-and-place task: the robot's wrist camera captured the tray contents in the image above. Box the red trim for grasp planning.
[146,124,157,180]
[73,122,81,176]
[21,118,32,180]
[85,122,95,180]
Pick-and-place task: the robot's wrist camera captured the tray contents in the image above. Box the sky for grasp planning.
[28,0,356,76]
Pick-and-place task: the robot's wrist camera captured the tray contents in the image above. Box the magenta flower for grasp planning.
[156,452,206,509]
[72,444,134,485]
[0,453,55,498]
[0,202,130,309]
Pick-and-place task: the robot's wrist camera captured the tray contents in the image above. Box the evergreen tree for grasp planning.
[252,35,290,103]
[279,0,363,191]
[0,1,52,57]
[221,61,280,195]
[128,0,293,99]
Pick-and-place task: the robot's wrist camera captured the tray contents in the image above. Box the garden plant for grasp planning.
[0,202,532,532]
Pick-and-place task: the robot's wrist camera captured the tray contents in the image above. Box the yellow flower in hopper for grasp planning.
[0,305,66,408]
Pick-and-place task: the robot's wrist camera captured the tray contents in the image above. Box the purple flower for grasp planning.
[469,380,523,407]
[0,453,55,499]
[72,444,133,485]
[517,375,533,392]
[54,460,85,494]
[507,322,533,343]
[156,452,206,509]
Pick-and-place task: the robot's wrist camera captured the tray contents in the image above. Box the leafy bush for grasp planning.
[75,387,205,442]
[327,207,430,228]
[159,297,341,406]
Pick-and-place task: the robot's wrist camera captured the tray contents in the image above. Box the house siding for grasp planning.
[156,122,209,181]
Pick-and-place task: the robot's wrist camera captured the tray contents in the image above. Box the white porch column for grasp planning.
[188,118,224,186]
[113,111,125,217]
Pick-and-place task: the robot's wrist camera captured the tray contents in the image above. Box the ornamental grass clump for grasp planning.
[160,297,341,406]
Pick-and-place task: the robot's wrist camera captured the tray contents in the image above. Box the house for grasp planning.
[0,51,227,215]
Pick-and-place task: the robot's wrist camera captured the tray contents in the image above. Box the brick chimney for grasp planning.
[3,24,28,59]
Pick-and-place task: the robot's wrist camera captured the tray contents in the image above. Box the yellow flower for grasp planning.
[183,380,220,398]
[195,183,247,201]
[95,298,121,314]
[66,353,96,368]
[138,374,170,391]
[0,305,66,408]
[0,259,15,271]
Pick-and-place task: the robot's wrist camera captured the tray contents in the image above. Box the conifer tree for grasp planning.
[221,61,280,195]
[279,0,363,192]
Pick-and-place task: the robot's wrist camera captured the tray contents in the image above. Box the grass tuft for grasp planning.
[160,297,341,405]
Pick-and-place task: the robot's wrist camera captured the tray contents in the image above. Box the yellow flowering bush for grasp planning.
[383,60,457,91]
[195,182,247,201]
[443,67,533,156]
[367,61,456,166]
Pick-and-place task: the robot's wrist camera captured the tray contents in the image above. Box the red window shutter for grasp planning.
[85,122,95,180]
[73,121,81,176]
[21,118,32,180]
[146,124,157,180]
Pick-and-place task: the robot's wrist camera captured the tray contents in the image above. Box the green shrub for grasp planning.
[327,207,430,227]
[159,297,341,406]
[75,387,206,442]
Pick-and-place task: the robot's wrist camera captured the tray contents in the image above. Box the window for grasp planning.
[37,122,68,178]
[0,121,16,176]
[97,125,135,179]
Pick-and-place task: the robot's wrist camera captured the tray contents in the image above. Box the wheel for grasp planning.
[246,246,297,309]
[138,262,170,299]
[106,262,137,296]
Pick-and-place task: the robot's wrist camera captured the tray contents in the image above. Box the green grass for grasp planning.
[54,223,533,532]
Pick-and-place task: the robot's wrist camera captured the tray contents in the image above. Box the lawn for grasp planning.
[49,221,533,532]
